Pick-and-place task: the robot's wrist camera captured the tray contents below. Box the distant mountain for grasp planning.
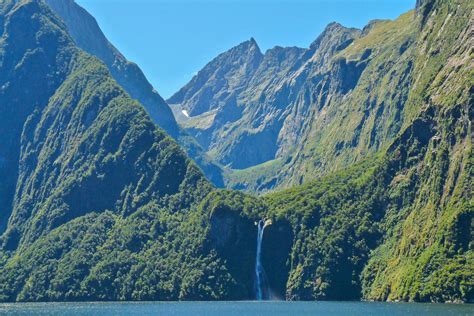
[169,38,263,118]
[168,22,362,175]
[170,10,442,191]
[45,0,224,186]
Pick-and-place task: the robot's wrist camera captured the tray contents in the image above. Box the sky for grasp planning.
[76,0,416,99]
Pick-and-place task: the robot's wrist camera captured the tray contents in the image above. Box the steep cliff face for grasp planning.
[170,24,361,171]
[44,0,225,187]
[0,0,74,234]
[169,38,263,117]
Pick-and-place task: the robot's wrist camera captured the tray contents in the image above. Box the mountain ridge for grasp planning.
[44,0,225,187]
[169,10,422,191]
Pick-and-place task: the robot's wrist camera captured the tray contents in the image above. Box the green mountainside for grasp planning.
[263,0,473,302]
[44,0,224,187]
[0,0,471,304]
[261,0,473,302]
[170,0,473,195]
[0,0,251,301]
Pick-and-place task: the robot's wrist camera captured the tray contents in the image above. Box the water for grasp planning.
[255,219,269,300]
[0,301,472,316]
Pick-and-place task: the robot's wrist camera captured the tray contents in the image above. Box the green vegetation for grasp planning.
[0,0,471,304]
[45,0,224,187]
[225,158,285,192]
[265,103,472,302]
[260,0,473,301]
[0,0,234,302]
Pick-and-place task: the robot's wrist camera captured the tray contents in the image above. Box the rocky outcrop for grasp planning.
[169,38,263,117]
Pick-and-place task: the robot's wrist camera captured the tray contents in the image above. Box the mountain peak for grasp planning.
[234,37,262,55]
[309,21,361,52]
[325,21,344,30]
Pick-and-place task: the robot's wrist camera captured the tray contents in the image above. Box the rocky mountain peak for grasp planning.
[309,22,361,51]
[227,37,263,60]
[167,38,264,116]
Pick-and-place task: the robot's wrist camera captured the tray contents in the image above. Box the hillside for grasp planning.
[0,0,256,301]
[263,0,473,302]
[170,0,473,194]
[45,0,224,186]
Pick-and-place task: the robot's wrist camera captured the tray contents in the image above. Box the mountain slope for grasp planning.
[171,7,457,192]
[44,0,178,136]
[264,0,473,302]
[0,0,207,256]
[0,0,255,301]
[44,0,224,187]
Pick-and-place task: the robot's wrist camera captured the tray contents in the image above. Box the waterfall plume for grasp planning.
[255,219,272,300]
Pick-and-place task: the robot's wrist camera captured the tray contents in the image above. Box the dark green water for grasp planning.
[0,301,472,315]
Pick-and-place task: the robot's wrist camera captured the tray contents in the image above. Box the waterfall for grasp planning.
[255,219,272,300]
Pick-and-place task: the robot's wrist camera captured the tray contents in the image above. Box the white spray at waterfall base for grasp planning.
[255,219,272,300]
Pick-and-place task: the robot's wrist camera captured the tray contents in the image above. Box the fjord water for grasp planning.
[0,302,472,316]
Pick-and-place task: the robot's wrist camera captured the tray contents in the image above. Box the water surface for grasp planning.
[0,301,472,316]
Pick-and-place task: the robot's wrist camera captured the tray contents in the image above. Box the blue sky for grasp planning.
[76,0,415,99]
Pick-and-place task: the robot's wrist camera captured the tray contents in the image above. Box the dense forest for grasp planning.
[0,0,471,303]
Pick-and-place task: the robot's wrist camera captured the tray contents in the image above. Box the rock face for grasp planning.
[169,38,264,117]
[44,0,225,187]
[169,24,361,171]
[171,5,464,192]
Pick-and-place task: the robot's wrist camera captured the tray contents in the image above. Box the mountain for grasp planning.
[169,38,263,118]
[168,22,362,175]
[44,0,224,186]
[44,0,177,136]
[170,1,471,193]
[0,0,258,301]
[0,0,471,304]
[270,0,473,302]
[170,0,473,302]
